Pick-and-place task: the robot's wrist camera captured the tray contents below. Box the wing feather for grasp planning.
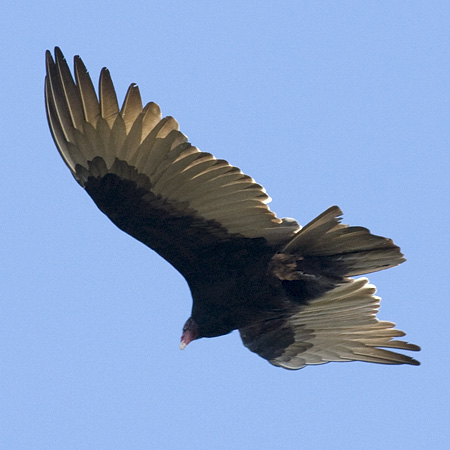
[45,48,299,277]
[111,115,129,160]
[240,278,420,369]
[120,84,143,132]
[141,102,163,137]
[74,56,100,124]
[98,68,119,126]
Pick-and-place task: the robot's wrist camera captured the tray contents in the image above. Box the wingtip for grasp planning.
[45,48,55,71]
[54,46,65,63]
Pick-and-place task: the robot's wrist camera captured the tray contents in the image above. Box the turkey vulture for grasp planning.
[45,47,420,370]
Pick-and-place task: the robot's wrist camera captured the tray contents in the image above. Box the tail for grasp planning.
[281,206,405,277]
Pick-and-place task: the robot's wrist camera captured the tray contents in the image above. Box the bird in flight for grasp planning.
[45,48,420,370]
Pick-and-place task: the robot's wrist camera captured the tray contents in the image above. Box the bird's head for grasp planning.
[180,317,199,350]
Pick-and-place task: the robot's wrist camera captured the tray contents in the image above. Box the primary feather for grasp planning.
[45,48,420,369]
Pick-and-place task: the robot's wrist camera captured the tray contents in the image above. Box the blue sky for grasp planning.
[2,1,449,449]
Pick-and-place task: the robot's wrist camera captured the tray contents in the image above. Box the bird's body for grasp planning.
[84,163,289,338]
[45,48,420,369]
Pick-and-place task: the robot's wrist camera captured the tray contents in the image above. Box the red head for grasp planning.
[180,317,199,350]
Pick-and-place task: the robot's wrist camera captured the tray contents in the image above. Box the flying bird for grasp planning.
[45,48,420,370]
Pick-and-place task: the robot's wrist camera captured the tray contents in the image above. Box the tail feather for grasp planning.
[282,206,405,276]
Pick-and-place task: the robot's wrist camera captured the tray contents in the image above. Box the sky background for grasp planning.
[1,1,449,449]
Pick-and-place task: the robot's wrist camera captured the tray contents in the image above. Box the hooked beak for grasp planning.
[180,318,199,350]
[180,328,195,350]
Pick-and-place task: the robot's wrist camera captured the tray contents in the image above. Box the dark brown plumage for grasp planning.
[45,48,420,369]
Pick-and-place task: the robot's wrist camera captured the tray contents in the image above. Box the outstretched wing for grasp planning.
[45,48,299,278]
[240,278,420,369]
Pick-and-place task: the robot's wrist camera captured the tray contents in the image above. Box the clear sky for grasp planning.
[2,1,449,449]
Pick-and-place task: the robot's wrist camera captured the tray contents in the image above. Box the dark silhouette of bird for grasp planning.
[45,48,420,369]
